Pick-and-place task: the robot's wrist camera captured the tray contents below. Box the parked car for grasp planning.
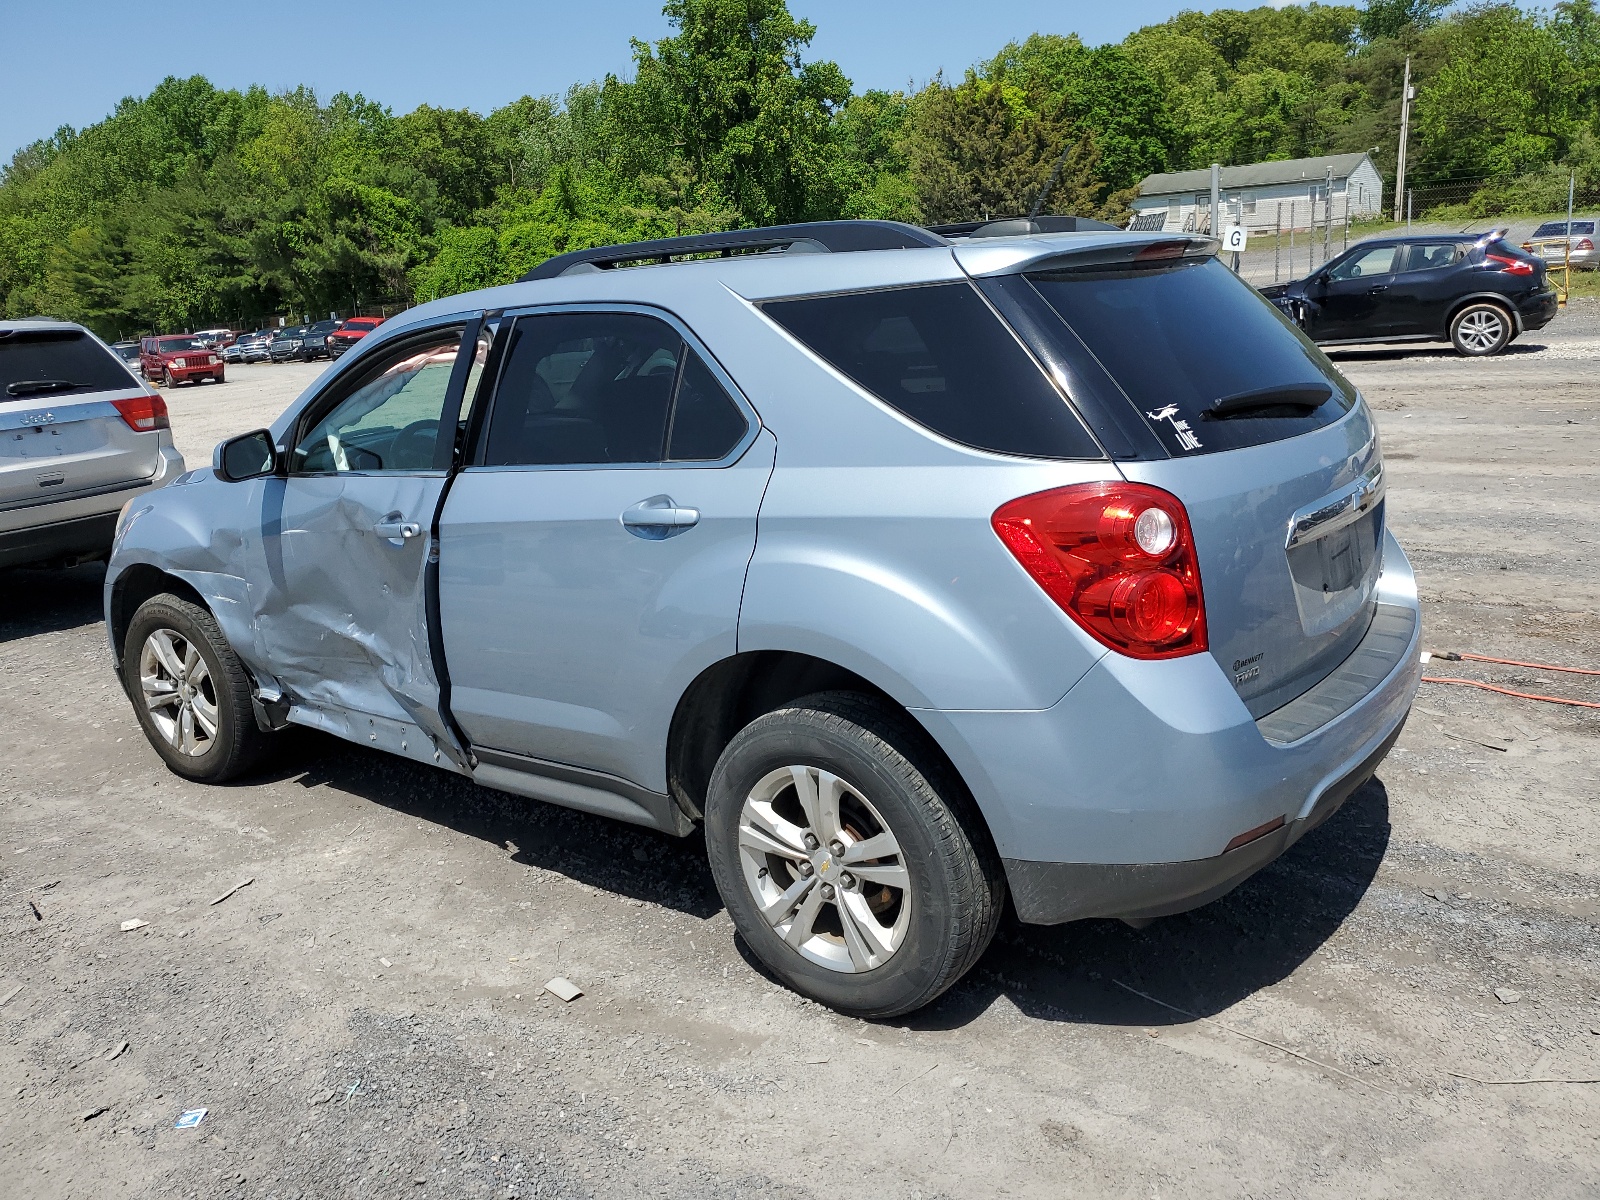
[106,220,1419,1017]
[268,326,310,363]
[234,329,275,363]
[2,319,185,570]
[299,319,344,360]
[1522,218,1598,270]
[195,328,237,349]
[110,340,142,369]
[139,334,226,386]
[325,315,383,359]
[1260,231,1557,356]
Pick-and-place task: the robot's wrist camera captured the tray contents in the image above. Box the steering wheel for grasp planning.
[389,419,441,470]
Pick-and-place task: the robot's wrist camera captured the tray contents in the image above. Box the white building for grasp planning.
[1128,153,1386,233]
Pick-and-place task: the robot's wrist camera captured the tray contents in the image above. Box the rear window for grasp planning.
[2,329,137,400]
[761,283,1101,460]
[1025,257,1357,455]
[1533,221,1595,237]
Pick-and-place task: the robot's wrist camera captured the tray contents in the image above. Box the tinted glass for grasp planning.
[293,329,463,473]
[156,336,206,352]
[1327,245,1399,280]
[667,350,747,460]
[1403,242,1462,271]
[2,329,136,398]
[483,313,680,467]
[1533,221,1595,236]
[761,283,1099,460]
[1027,257,1356,456]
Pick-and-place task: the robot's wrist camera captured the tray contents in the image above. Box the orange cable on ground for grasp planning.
[1420,676,1600,709]
[1427,651,1600,677]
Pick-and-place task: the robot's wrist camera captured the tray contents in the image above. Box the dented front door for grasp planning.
[251,317,483,766]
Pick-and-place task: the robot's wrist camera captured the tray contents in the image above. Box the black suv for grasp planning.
[1260,232,1558,356]
[299,319,343,360]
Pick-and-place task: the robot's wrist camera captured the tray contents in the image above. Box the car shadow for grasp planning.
[907,777,1393,1030]
[244,731,1390,1023]
[1327,342,1547,362]
[0,562,107,643]
[255,733,724,919]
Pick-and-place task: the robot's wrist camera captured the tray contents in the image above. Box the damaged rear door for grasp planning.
[252,315,487,766]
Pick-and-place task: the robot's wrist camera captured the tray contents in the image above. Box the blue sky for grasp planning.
[4,0,1286,161]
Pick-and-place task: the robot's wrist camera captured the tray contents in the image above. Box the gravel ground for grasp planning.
[2,317,1598,1199]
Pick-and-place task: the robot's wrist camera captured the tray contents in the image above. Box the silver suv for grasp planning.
[105,220,1420,1017]
[3,319,185,571]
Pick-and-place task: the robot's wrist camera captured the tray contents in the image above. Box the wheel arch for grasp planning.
[109,563,208,668]
[664,650,998,859]
[1444,291,1521,336]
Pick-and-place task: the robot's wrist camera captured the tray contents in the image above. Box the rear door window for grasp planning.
[2,329,137,400]
[1400,242,1463,272]
[1025,257,1356,455]
[760,282,1100,460]
[479,311,747,467]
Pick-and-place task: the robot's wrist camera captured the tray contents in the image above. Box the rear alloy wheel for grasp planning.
[1450,302,1513,356]
[705,692,1004,1018]
[123,594,270,782]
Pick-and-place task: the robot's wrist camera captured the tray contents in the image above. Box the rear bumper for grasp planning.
[0,511,120,569]
[1519,288,1560,331]
[0,442,185,568]
[1003,717,1405,923]
[919,528,1421,924]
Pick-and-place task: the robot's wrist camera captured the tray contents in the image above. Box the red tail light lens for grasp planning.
[1578,238,1595,252]
[992,482,1207,659]
[112,394,169,432]
[1485,252,1534,276]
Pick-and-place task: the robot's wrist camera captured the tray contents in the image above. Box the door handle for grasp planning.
[373,517,422,541]
[621,495,699,539]
[1367,285,1389,293]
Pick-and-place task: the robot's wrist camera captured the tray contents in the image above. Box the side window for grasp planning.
[482,312,709,468]
[1402,242,1462,272]
[667,350,747,461]
[1327,245,1399,281]
[291,328,464,474]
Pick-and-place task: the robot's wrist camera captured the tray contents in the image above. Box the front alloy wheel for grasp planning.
[139,628,219,756]
[738,765,912,973]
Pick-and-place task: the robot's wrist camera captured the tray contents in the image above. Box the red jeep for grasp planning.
[139,335,225,387]
[325,316,384,359]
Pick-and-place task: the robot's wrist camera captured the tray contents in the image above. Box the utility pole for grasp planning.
[1210,163,1221,237]
[1394,55,1413,223]
[1324,166,1333,265]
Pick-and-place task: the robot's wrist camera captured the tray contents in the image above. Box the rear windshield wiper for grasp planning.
[1203,383,1332,419]
[6,379,88,397]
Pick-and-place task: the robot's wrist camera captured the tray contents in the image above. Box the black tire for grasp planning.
[1450,301,1513,356]
[160,368,174,387]
[704,691,1004,1018]
[122,594,270,783]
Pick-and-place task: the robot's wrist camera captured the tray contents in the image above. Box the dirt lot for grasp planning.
[2,317,1598,1198]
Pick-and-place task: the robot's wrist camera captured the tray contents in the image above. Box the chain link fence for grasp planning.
[1208,173,1600,289]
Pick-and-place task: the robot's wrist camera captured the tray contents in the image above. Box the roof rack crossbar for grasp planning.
[518,220,947,281]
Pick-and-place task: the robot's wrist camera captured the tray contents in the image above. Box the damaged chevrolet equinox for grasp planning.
[107,219,1420,1017]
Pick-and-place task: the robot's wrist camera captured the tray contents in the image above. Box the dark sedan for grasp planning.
[1260,231,1558,356]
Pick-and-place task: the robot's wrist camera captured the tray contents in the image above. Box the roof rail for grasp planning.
[519,220,947,281]
[928,215,1122,239]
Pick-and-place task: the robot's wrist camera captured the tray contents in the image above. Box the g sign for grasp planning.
[1222,226,1249,253]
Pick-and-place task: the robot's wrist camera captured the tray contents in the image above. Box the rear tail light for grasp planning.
[112,394,170,432]
[1578,238,1595,252]
[992,482,1207,659]
[1485,252,1534,276]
